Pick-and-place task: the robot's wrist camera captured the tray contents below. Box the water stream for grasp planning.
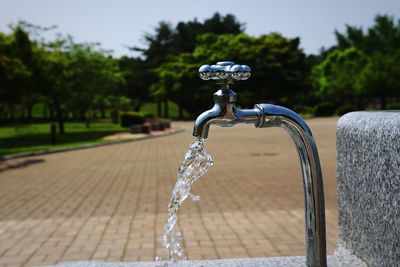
[158,138,213,262]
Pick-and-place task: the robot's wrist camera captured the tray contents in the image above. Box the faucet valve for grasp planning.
[199,61,251,84]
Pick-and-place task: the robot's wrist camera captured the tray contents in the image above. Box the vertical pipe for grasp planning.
[255,104,327,267]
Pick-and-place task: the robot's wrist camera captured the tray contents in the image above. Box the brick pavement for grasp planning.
[0,118,339,266]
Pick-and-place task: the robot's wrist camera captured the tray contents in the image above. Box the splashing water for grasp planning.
[159,138,213,262]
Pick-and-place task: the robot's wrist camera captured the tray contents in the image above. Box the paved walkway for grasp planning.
[0,118,339,266]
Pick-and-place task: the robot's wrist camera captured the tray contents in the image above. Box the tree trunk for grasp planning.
[133,100,141,112]
[56,106,65,135]
[0,107,5,120]
[49,108,55,120]
[157,100,162,117]
[79,109,86,121]
[100,106,105,119]
[27,105,33,120]
[178,103,183,120]
[381,96,387,110]
[10,107,15,122]
[19,108,25,121]
[85,120,91,128]
[43,107,48,119]
[163,98,169,118]
[355,96,364,110]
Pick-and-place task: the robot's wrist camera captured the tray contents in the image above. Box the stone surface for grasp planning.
[54,257,324,267]
[337,111,400,266]
[53,248,367,267]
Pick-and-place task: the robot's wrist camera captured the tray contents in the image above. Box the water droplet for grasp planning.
[189,193,200,201]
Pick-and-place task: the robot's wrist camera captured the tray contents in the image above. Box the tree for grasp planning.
[66,42,124,120]
[0,46,31,120]
[153,32,309,116]
[311,47,367,104]
[118,56,149,111]
[171,13,244,55]
[356,52,400,108]
[312,15,400,109]
[0,25,43,121]
[36,35,124,133]
[133,13,245,118]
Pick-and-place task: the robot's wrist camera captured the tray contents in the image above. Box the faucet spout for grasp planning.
[193,104,223,139]
[192,61,327,266]
[193,102,261,139]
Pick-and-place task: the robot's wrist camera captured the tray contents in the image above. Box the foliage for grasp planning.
[120,112,145,128]
[134,13,245,118]
[313,102,335,117]
[1,13,400,129]
[335,104,356,116]
[0,23,125,133]
[311,47,366,101]
[293,105,314,115]
[143,112,155,119]
[152,32,309,116]
[356,52,400,101]
[312,15,400,109]
[386,103,400,110]
[118,56,149,111]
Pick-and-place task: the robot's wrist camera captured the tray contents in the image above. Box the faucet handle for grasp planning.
[199,61,251,82]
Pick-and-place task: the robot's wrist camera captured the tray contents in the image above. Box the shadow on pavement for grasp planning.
[0,158,45,173]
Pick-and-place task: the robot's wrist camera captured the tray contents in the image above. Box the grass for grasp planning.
[0,121,126,157]
[0,100,187,157]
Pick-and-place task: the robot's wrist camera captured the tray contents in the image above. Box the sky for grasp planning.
[1,0,400,57]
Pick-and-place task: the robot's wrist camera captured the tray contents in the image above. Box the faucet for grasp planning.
[193,61,327,267]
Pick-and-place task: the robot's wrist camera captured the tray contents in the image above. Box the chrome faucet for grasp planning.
[193,61,327,267]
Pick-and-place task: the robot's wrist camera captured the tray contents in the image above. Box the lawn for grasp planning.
[0,122,126,157]
[0,100,187,158]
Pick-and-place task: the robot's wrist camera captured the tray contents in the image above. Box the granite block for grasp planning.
[53,251,366,267]
[337,111,400,266]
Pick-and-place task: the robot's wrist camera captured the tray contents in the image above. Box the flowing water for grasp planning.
[158,138,213,262]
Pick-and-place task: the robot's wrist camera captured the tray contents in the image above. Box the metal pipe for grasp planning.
[255,104,327,267]
[192,61,327,266]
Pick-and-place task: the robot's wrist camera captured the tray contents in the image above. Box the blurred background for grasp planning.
[0,0,400,156]
[1,1,400,266]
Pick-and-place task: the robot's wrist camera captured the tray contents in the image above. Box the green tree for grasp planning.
[133,13,244,118]
[66,41,124,121]
[356,52,400,108]
[313,15,400,109]
[311,47,367,104]
[0,25,39,120]
[153,33,309,116]
[118,56,149,111]
[36,35,124,133]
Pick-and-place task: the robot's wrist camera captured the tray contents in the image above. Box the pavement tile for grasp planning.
[0,119,339,266]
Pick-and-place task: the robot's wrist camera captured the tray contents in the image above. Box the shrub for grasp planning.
[120,112,145,128]
[387,103,400,110]
[293,105,314,115]
[335,104,356,116]
[144,112,155,120]
[313,102,335,117]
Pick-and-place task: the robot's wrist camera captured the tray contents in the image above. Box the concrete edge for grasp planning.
[0,128,186,161]
[49,253,367,267]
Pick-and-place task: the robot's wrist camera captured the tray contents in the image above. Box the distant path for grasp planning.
[0,118,339,266]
